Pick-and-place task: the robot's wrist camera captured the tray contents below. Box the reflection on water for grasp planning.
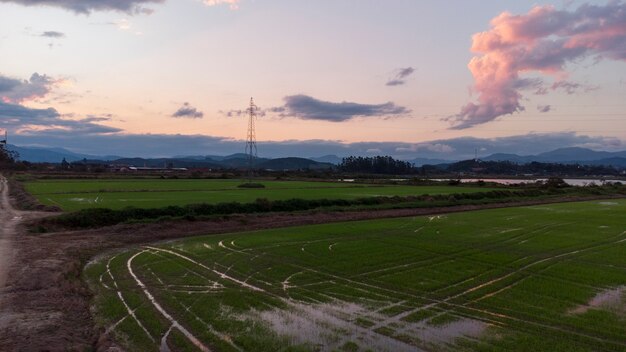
[432,178,624,186]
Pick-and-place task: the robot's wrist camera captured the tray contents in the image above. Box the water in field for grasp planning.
[432,178,624,186]
[570,286,626,314]
[249,301,487,352]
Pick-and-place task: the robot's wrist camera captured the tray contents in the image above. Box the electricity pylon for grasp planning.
[244,98,258,181]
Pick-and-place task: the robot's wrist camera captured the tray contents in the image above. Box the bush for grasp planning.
[544,177,569,189]
[237,183,266,189]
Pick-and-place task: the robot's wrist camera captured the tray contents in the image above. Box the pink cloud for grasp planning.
[449,1,626,129]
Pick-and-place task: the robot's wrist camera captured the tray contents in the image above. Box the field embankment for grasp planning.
[6,176,61,212]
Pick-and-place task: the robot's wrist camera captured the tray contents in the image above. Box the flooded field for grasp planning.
[24,178,494,211]
[86,200,626,351]
[432,178,625,186]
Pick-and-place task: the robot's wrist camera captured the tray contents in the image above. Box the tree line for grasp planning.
[339,156,415,174]
[338,155,624,176]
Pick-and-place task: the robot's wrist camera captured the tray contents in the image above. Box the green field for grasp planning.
[86,199,626,351]
[25,179,494,211]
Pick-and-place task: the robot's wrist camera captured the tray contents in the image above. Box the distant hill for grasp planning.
[433,159,623,176]
[172,153,251,162]
[205,153,250,161]
[483,147,626,168]
[109,158,222,169]
[7,144,121,163]
[310,155,343,165]
[536,147,626,162]
[482,153,528,163]
[8,144,626,170]
[69,155,331,171]
[407,157,455,166]
[570,157,626,168]
[257,157,333,170]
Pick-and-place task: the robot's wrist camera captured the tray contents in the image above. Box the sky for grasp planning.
[1,0,625,159]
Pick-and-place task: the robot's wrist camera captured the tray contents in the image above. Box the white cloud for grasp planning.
[396,143,455,154]
[202,0,240,10]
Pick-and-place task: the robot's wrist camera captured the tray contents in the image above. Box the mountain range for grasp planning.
[481,147,626,168]
[6,144,626,169]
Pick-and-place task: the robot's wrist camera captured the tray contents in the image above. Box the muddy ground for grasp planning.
[0,179,624,351]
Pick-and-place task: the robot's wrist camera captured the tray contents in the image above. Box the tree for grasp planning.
[0,144,18,168]
[339,156,416,174]
[60,158,70,170]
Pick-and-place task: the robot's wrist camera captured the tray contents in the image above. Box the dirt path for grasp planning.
[0,175,68,351]
[0,175,18,304]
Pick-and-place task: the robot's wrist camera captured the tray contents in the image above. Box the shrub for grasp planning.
[238,183,266,189]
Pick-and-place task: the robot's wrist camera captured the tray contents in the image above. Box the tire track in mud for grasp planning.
[139,253,242,351]
[448,230,626,303]
[180,240,581,348]
[101,255,155,342]
[91,198,625,351]
[145,245,423,352]
[356,222,567,280]
[103,215,626,352]
[364,230,626,349]
[127,251,211,352]
[212,234,626,350]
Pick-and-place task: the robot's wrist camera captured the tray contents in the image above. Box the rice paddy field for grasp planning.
[23,179,494,211]
[86,199,626,351]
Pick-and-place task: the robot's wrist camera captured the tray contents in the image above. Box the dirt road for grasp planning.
[0,176,69,351]
[0,175,20,306]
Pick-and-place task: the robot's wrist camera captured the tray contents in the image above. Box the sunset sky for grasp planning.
[1,0,625,159]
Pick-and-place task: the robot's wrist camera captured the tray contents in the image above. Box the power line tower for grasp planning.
[244,97,258,180]
[0,130,6,146]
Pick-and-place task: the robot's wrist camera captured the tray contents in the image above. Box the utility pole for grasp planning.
[245,97,258,181]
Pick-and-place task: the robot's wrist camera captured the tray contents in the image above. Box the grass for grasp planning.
[24,178,494,211]
[86,199,626,351]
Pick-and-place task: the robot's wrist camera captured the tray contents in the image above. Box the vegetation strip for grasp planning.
[39,184,626,229]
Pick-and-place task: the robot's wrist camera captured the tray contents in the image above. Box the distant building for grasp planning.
[127,166,188,172]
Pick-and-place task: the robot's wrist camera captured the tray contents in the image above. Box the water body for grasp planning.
[432,178,624,186]
[339,178,623,186]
